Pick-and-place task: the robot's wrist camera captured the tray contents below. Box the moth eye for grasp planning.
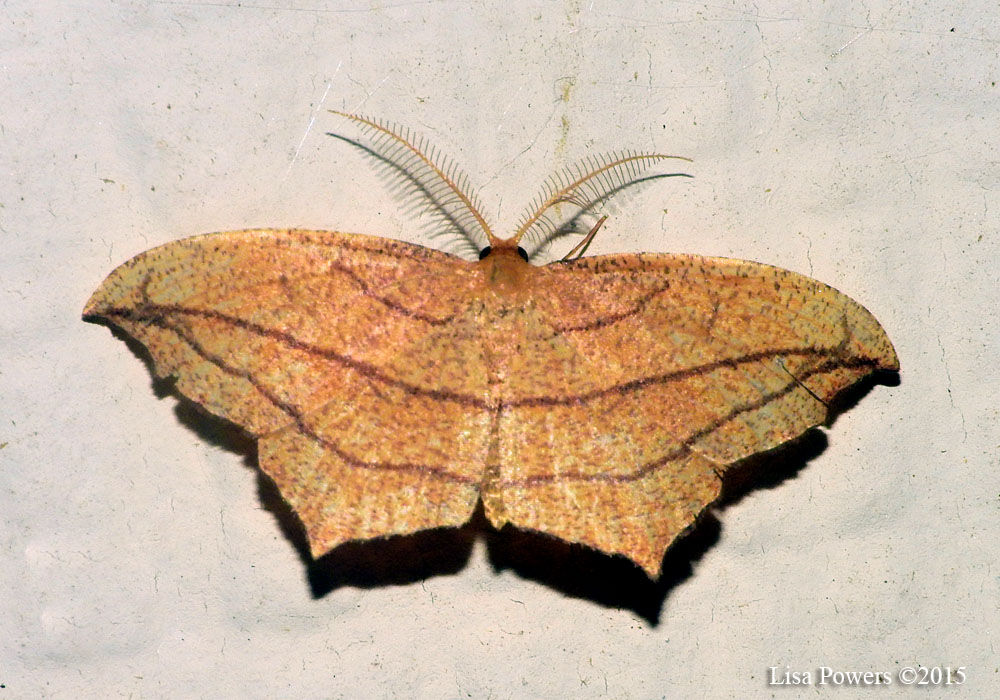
[478,246,492,260]
[516,246,529,261]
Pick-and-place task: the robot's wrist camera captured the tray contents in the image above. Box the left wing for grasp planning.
[484,252,898,576]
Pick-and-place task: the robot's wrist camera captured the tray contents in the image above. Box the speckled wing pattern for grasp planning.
[83,229,492,554]
[484,253,898,575]
[85,228,897,577]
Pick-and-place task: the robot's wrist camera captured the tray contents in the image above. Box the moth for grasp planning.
[84,114,898,577]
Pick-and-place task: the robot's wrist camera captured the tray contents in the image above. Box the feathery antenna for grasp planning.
[329,112,496,255]
[513,152,692,248]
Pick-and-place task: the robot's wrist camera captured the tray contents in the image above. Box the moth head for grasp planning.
[477,241,530,262]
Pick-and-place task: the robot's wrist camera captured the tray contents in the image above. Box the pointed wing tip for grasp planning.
[614,545,667,579]
[866,335,900,375]
[856,303,900,374]
[638,558,664,580]
[305,524,350,562]
[882,344,901,373]
[307,538,330,562]
[82,280,123,323]
[82,290,108,322]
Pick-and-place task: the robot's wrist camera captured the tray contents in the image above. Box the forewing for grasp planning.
[488,252,898,576]
[84,229,491,554]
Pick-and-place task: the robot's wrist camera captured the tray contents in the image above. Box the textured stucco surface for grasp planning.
[2,1,997,697]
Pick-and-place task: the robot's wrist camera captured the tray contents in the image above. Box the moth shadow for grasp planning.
[476,431,818,625]
[94,327,472,590]
[483,369,900,624]
[483,512,721,625]
[713,369,899,527]
[161,390,823,622]
[168,410,479,593]
[305,526,478,594]
[111,323,900,616]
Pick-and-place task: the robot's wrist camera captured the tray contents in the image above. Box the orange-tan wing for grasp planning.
[84,229,491,555]
[484,252,898,577]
